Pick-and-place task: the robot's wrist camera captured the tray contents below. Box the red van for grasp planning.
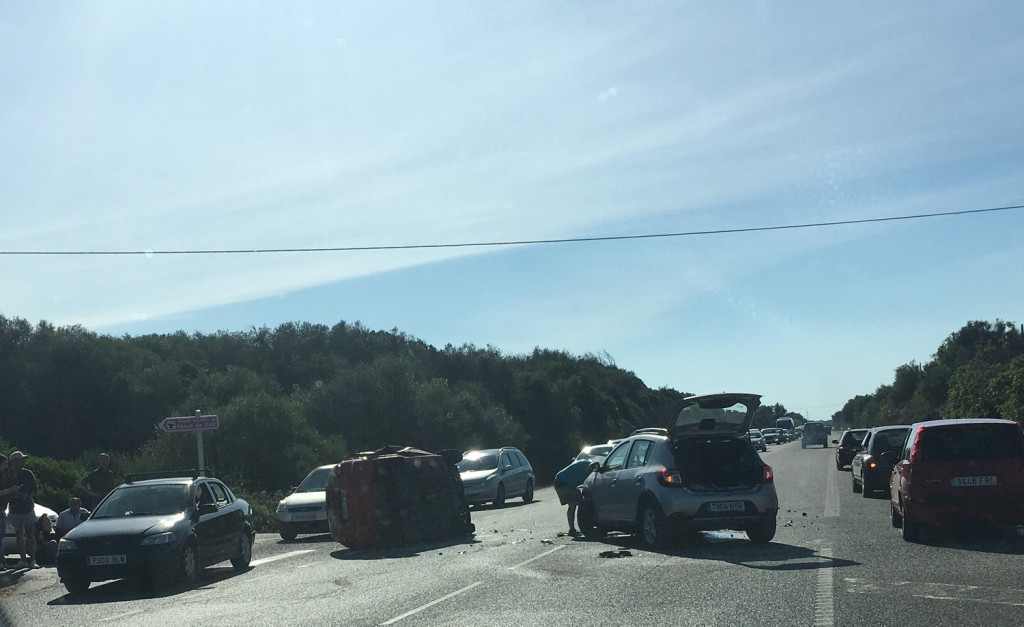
[884,418,1024,541]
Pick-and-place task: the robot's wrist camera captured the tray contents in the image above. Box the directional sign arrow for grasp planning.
[160,414,219,432]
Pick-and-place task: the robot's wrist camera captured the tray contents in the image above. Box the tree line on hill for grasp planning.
[4,314,805,514]
[835,320,1024,428]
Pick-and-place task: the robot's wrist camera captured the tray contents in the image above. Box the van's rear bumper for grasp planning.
[906,499,1024,525]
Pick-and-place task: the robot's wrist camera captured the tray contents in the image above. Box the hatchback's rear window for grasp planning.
[916,424,1024,462]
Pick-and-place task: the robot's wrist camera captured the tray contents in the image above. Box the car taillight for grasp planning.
[868,461,877,469]
[762,465,774,484]
[908,426,924,465]
[837,445,845,451]
[656,468,683,487]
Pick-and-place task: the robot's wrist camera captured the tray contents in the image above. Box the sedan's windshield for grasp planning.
[457,454,498,472]
[93,485,190,518]
[296,467,332,493]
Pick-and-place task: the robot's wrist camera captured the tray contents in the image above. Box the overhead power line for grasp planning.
[2,203,1022,256]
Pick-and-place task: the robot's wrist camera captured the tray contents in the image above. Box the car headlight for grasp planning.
[140,532,175,546]
[58,538,77,551]
[276,502,287,513]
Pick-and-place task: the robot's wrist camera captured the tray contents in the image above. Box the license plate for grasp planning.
[707,501,745,513]
[88,555,126,566]
[293,513,317,522]
[951,476,997,487]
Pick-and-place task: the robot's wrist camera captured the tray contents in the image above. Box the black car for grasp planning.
[56,473,255,594]
[833,429,870,469]
[851,425,911,496]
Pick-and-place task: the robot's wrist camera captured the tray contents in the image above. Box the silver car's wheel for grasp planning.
[639,502,667,550]
[493,483,506,508]
[522,480,534,503]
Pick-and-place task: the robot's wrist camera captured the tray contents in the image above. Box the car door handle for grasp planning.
[634,476,643,485]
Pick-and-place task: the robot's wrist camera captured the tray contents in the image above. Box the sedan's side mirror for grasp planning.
[587,461,600,474]
[197,503,217,516]
[878,451,896,465]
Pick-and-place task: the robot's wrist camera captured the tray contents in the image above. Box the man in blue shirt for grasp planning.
[553,459,595,536]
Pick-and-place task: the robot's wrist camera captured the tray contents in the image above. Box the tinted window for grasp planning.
[196,483,215,507]
[625,440,653,469]
[209,482,230,505]
[869,428,911,455]
[604,442,630,471]
[457,453,499,471]
[916,424,1024,461]
[503,452,520,468]
[514,451,530,467]
[297,467,333,492]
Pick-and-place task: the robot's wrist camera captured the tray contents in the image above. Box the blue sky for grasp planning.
[3,2,1024,419]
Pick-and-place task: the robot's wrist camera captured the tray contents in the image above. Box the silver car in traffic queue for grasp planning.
[577,393,778,549]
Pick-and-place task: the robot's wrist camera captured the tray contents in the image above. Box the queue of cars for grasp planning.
[837,420,1024,542]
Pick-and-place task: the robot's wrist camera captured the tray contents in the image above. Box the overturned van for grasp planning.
[326,445,475,550]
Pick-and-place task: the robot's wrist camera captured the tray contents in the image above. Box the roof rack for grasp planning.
[630,427,669,436]
[126,469,202,483]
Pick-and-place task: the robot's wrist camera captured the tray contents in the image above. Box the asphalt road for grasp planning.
[2,441,1023,626]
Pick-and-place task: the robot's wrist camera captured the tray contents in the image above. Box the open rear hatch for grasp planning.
[671,393,764,492]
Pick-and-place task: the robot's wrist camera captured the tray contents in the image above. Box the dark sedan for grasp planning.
[56,473,255,594]
[851,426,911,496]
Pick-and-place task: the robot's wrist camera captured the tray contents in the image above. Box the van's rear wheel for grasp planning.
[900,502,920,542]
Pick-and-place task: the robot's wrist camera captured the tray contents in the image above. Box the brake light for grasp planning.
[656,468,683,487]
[837,445,845,451]
[868,461,877,469]
[762,465,774,484]
[908,426,924,465]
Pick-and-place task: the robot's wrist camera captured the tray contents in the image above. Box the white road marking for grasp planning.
[99,609,145,622]
[814,545,835,626]
[380,581,483,625]
[508,544,566,570]
[249,549,315,566]
[824,457,840,518]
[846,578,1024,607]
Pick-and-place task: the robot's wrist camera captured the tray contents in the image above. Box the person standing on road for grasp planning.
[8,451,39,568]
[0,455,24,570]
[78,453,116,511]
[553,458,596,536]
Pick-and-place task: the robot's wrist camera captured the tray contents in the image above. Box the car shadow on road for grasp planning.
[330,535,481,561]
[469,499,539,512]
[47,566,250,606]
[579,532,860,572]
[277,532,335,545]
[908,524,1024,555]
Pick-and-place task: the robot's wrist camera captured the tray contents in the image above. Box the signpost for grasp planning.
[160,410,219,475]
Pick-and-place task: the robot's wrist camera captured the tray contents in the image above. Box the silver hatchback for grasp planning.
[578,393,778,548]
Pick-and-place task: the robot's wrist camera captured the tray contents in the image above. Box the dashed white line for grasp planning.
[814,545,835,626]
[99,609,145,622]
[249,549,315,567]
[380,581,483,625]
[824,457,840,518]
[508,544,566,570]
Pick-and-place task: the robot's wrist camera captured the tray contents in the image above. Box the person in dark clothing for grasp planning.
[34,514,57,566]
[0,455,23,570]
[553,459,596,536]
[79,453,116,511]
[7,451,39,568]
